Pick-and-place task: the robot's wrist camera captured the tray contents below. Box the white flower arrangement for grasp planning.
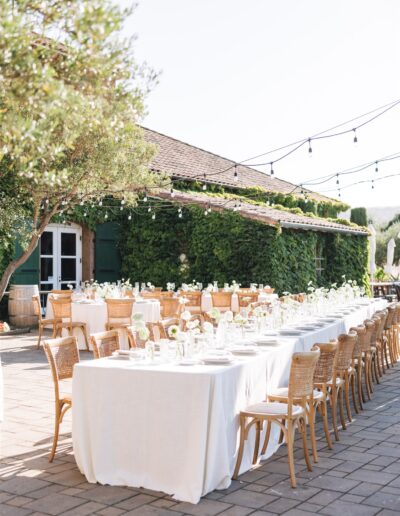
[203,321,214,334]
[180,310,192,322]
[180,281,199,291]
[138,326,150,341]
[168,325,180,339]
[186,319,200,332]
[223,310,234,322]
[166,282,175,291]
[0,321,10,332]
[146,282,155,291]
[207,307,221,322]
[234,313,247,326]
[178,296,189,305]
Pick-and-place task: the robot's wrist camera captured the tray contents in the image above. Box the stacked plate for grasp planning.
[201,350,234,365]
[230,346,259,355]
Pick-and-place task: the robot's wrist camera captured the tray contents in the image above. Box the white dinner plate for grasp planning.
[178,358,200,366]
[202,357,234,365]
[255,339,280,346]
[279,329,304,336]
[231,346,259,355]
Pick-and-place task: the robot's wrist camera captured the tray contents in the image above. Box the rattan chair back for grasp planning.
[312,342,338,384]
[160,297,181,318]
[376,310,387,340]
[288,349,320,399]
[211,291,233,309]
[181,291,202,308]
[237,292,259,308]
[105,298,134,325]
[385,305,396,330]
[32,294,42,321]
[349,325,366,358]
[90,330,120,359]
[363,319,375,352]
[50,296,72,320]
[43,336,79,381]
[335,331,357,372]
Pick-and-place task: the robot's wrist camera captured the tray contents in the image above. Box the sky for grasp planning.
[119,0,400,208]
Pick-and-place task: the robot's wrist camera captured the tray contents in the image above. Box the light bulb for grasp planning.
[270,163,274,176]
[128,214,132,220]
[171,188,175,198]
[308,139,312,156]
[375,161,379,173]
[152,213,156,220]
[353,128,358,143]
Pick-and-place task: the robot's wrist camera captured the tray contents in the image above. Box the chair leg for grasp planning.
[350,372,359,414]
[81,325,89,351]
[261,420,272,455]
[49,402,61,463]
[298,416,312,472]
[338,385,346,430]
[252,420,261,465]
[320,400,333,449]
[286,421,297,487]
[37,324,43,349]
[330,386,340,441]
[364,356,372,401]
[344,374,352,423]
[233,415,247,479]
[368,355,374,394]
[373,353,380,384]
[356,366,364,411]
[308,404,318,463]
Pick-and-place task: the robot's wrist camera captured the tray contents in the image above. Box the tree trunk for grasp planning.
[0,211,55,302]
[0,233,42,301]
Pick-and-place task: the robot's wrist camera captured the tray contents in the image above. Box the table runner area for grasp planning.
[72,298,386,503]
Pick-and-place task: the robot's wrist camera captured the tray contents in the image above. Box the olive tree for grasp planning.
[0,0,164,299]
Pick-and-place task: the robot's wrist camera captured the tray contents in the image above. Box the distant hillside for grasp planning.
[367,206,400,227]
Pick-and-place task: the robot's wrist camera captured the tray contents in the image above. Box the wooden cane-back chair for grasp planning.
[43,336,79,462]
[160,297,181,319]
[32,294,59,349]
[237,291,259,309]
[126,323,154,348]
[90,330,120,359]
[211,291,233,312]
[233,349,320,488]
[384,305,396,367]
[50,296,89,350]
[181,291,202,314]
[50,289,73,297]
[105,298,134,331]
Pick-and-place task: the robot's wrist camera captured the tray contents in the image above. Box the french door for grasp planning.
[40,224,82,293]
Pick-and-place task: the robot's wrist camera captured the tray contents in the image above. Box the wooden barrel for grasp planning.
[8,285,39,328]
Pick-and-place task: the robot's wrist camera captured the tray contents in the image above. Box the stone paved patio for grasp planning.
[1,331,400,515]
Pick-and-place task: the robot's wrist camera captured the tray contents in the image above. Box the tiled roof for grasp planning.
[156,190,367,236]
[143,127,336,204]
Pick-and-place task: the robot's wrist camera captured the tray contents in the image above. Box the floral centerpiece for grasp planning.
[132,313,150,342]
[0,321,10,333]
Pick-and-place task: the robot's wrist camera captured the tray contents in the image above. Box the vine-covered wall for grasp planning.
[118,202,369,294]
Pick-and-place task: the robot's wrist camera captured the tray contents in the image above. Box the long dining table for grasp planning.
[72,297,386,504]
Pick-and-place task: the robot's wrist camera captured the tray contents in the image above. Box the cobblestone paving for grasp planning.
[1,331,400,515]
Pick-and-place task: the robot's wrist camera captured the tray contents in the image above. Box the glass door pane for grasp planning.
[40,230,56,311]
[59,231,78,289]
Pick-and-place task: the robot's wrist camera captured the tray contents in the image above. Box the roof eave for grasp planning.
[280,220,367,236]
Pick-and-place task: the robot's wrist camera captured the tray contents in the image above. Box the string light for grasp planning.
[233,165,238,182]
[79,200,84,206]
[202,174,207,191]
[353,128,358,143]
[336,174,340,185]
[270,163,274,176]
[338,189,341,198]
[84,212,87,217]
[99,200,102,206]
[120,206,123,211]
[372,179,375,190]
[171,187,175,198]
[143,190,148,202]
[128,214,132,220]
[45,198,49,204]
[308,139,312,156]
[152,212,156,220]
[375,161,379,172]
[148,206,152,213]
[121,198,126,205]
[104,212,108,219]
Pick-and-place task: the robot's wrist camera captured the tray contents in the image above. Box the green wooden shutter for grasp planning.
[95,222,121,283]
[11,241,40,285]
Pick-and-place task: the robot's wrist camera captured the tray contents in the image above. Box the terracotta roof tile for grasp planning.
[143,127,336,204]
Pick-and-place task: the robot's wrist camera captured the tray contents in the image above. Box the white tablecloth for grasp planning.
[72,298,385,503]
[201,292,277,312]
[46,299,161,350]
